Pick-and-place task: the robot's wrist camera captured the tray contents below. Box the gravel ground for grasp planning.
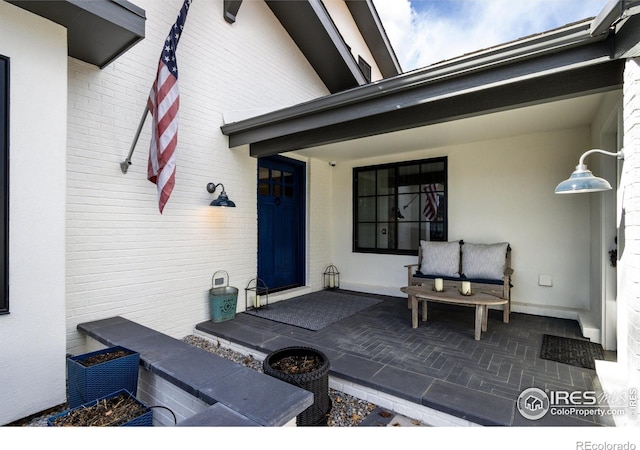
[10,335,399,427]
[181,335,380,427]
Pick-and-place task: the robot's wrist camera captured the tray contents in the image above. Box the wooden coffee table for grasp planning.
[400,285,508,340]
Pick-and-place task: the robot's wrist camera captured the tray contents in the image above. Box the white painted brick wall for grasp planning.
[137,369,210,426]
[139,368,298,426]
[65,0,331,355]
[623,58,640,390]
[307,158,335,290]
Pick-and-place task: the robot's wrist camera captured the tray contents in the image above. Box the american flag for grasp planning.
[423,184,439,221]
[147,0,191,213]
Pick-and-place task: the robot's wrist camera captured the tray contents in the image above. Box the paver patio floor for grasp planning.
[196,289,615,426]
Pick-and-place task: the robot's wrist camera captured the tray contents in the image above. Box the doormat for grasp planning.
[540,334,604,370]
[244,290,383,331]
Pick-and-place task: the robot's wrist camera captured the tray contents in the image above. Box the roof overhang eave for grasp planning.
[591,0,640,36]
[7,0,146,68]
[221,18,607,147]
[345,0,402,77]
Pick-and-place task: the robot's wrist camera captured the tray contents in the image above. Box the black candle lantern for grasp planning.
[323,264,339,290]
[245,278,269,310]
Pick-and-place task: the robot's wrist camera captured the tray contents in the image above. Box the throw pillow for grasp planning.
[419,241,460,277]
[462,242,509,280]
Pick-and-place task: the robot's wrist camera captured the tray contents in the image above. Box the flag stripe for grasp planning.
[423,184,439,221]
[147,0,190,213]
[157,101,179,146]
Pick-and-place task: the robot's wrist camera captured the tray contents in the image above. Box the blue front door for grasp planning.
[258,156,305,292]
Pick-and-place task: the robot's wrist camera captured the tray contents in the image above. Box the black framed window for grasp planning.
[353,157,447,255]
[0,56,8,314]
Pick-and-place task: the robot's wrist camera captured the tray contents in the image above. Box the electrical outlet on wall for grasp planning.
[538,274,553,287]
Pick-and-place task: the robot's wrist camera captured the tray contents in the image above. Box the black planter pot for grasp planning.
[263,346,332,426]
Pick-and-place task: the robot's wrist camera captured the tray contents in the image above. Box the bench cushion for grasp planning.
[413,272,504,285]
[420,240,460,277]
[461,242,509,280]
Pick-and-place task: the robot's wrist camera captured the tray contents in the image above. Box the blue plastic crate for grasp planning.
[48,389,152,427]
[67,345,140,408]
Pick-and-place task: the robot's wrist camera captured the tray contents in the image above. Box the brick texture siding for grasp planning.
[623,58,640,391]
[65,0,331,354]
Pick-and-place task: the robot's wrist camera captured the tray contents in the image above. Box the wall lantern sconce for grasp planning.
[323,264,340,290]
[206,182,236,207]
[554,149,624,194]
[245,278,269,310]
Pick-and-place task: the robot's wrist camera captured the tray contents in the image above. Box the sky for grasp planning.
[372,0,610,72]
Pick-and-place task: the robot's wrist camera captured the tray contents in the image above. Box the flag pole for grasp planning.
[120,104,150,174]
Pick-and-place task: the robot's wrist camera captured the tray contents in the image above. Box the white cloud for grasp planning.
[373,0,609,71]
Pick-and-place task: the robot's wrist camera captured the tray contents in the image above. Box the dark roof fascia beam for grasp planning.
[265,0,366,92]
[7,0,145,68]
[591,0,640,36]
[223,0,243,24]
[591,0,627,36]
[223,24,611,149]
[307,0,366,85]
[222,21,598,140]
[248,60,623,158]
[345,0,402,77]
[68,0,145,33]
[89,0,146,68]
[613,11,640,57]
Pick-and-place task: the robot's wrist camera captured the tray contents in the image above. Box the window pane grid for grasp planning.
[354,157,447,254]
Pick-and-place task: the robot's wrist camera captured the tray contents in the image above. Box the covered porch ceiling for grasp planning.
[291,91,618,163]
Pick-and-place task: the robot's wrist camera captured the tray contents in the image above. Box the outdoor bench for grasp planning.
[404,240,513,322]
[76,316,313,426]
